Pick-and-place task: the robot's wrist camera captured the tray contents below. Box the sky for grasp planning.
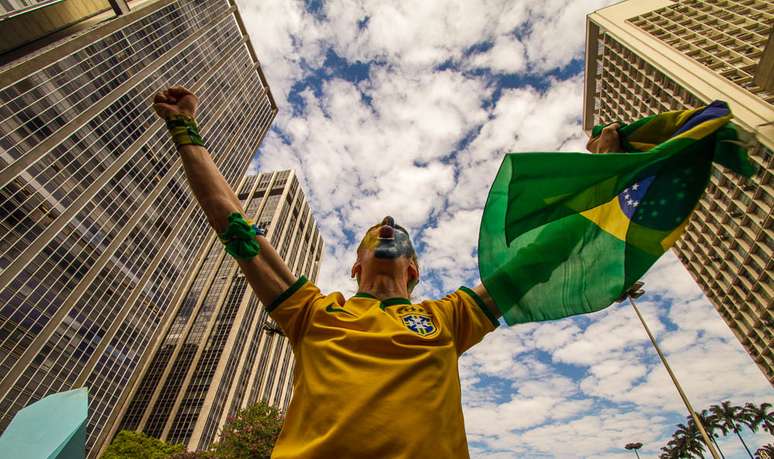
[234,0,773,457]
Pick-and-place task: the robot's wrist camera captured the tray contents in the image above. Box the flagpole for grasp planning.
[621,282,720,459]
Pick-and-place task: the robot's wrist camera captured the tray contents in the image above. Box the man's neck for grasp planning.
[357,273,410,300]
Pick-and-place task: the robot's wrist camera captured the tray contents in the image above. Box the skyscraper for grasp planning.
[0,0,277,453]
[112,170,323,454]
[584,0,773,385]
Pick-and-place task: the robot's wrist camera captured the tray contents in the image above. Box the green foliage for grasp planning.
[755,444,774,459]
[208,401,284,459]
[659,402,773,459]
[170,451,214,459]
[744,402,774,436]
[103,430,184,459]
[710,401,755,458]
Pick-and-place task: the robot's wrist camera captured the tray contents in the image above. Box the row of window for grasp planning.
[0,44,251,381]
[593,28,772,379]
[0,19,242,263]
[628,0,774,105]
[116,98,274,434]
[0,27,272,452]
[134,170,322,448]
[117,100,275,441]
[0,0,230,154]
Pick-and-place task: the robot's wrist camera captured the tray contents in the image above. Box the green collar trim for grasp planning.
[380,297,412,310]
[459,286,499,328]
[353,292,378,300]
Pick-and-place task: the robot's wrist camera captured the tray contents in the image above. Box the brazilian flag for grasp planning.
[479,101,756,326]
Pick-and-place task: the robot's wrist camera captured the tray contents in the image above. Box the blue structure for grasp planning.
[0,387,88,459]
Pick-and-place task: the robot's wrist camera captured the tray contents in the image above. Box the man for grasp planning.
[152,86,620,458]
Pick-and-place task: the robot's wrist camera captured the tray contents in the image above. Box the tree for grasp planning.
[103,430,184,459]
[710,401,754,459]
[669,431,690,458]
[170,451,213,459]
[744,402,774,436]
[673,422,705,458]
[208,401,284,459]
[694,409,726,459]
[754,444,774,459]
[661,443,682,459]
[625,442,643,458]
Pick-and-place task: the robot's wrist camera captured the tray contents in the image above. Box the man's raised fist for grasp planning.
[586,122,622,154]
[153,85,198,120]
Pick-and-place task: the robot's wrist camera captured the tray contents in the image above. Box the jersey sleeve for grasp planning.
[432,287,499,354]
[265,276,324,345]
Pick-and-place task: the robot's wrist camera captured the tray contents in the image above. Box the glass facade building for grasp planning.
[584,0,772,385]
[0,0,277,454]
[115,170,323,452]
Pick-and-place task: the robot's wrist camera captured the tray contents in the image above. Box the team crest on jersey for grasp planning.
[396,305,438,337]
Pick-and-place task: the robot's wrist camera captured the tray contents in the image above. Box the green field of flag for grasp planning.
[479,101,755,325]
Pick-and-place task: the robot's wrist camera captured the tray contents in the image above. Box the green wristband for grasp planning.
[218,213,261,259]
[166,114,205,148]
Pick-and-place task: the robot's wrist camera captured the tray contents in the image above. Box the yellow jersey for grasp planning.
[267,276,499,458]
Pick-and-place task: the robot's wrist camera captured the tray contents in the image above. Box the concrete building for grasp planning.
[113,170,322,453]
[584,0,773,385]
[0,0,277,454]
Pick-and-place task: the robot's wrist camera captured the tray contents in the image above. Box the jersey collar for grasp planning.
[353,292,377,300]
[379,297,411,310]
[352,292,411,310]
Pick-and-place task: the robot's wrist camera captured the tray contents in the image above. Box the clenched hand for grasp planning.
[153,85,198,120]
[586,123,622,154]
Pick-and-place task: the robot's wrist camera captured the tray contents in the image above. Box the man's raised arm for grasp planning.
[153,86,296,306]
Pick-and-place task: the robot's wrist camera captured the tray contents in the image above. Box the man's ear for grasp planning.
[351,260,361,279]
[407,261,419,286]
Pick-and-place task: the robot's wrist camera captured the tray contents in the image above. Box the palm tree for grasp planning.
[744,402,774,435]
[754,444,774,459]
[660,445,678,459]
[670,434,691,458]
[710,401,754,458]
[693,409,727,459]
[674,422,705,458]
[626,442,643,459]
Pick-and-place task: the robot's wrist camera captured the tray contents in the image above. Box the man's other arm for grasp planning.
[154,86,296,306]
[471,284,501,320]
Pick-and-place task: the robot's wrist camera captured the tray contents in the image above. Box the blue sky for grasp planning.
[235,1,773,457]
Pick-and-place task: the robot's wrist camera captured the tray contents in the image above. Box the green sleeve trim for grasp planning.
[459,286,499,328]
[267,276,308,313]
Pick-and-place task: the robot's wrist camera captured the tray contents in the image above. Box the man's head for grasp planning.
[351,216,419,294]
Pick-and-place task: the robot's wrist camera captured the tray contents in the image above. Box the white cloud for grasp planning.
[521,0,615,71]
[551,302,661,367]
[469,36,527,74]
[508,409,668,458]
[531,321,581,352]
[419,209,482,293]
[643,250,706,301]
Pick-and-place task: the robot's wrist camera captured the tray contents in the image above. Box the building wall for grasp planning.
[0,0,112,55]
[584,0,773,385]
[114,170,323,452]
[0,0,277,454]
